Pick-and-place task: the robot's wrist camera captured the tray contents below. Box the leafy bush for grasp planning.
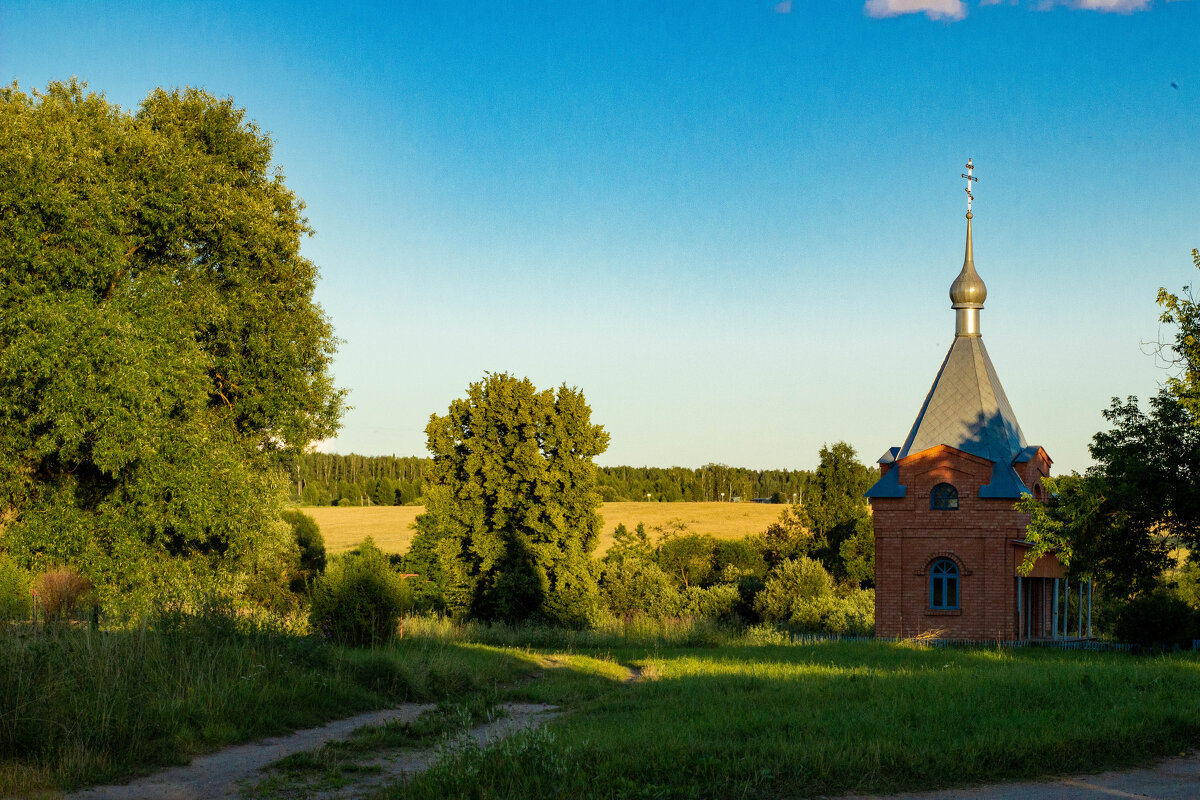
[396,515,451,614]
[539,558,603,630]
[1115,590,1197,648]
[712,539,767,580]
[1169,560,1200,609]
[838,516,875,588]
[282,509,326,592]
[34,568,94,622]
[606,523,654,565]
[600,560,682,619]
[754,558,874,635]
[656,533,718,589]
[680,583,741,620]
[817,590,875,635]
[0,554,32,622]
[751,505,816,570]
[755,557,834,621]
[309,539,406,647]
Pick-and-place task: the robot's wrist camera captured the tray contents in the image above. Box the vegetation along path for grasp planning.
[64,703,559,800]
[842,750,1200,799]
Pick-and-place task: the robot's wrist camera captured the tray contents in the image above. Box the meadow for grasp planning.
[304,501,786,555]
[7,615,1200,799]
[399,623,1200,799]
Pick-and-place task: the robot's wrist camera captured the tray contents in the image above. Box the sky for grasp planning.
[2,0,1197,474]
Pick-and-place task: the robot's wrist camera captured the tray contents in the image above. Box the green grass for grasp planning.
[243,696,500,798]
[393,634,1200,800]
[7,614,1200,800]
[0,617,528,796]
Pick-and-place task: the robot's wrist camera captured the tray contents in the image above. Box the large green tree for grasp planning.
[1019,250,1200,597]
[798,442,876,585]
[418,373,609,626]
[0,81,343,608]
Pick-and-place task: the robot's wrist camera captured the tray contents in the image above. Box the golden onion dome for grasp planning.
[949,211,987,308]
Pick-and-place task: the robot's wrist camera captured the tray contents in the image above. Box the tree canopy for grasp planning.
[417,373,609,626]
[1019,250,1200,598]
[796,442,876,585]
[0,81,343,608]
[1157,249,1200,424]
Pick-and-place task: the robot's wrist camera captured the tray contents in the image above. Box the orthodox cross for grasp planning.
[961,158,977,214]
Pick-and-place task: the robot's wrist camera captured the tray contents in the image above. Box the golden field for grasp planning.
[303,501,787,556]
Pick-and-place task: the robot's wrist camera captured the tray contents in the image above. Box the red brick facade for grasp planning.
[871,445,1060,640]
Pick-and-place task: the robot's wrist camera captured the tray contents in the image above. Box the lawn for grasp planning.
[6,617,1200,799]
[304,501,786,555]
[398,630,1200,799]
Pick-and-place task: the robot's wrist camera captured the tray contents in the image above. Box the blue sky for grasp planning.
[2,1,1197,473]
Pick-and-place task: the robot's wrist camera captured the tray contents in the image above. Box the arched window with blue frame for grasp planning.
[930,483,959,510]
[929,558,959,610]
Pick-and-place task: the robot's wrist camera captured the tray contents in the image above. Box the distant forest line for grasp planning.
[288,453,815,506]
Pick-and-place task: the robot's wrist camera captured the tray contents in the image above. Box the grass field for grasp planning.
[304,501,786,556]
[10,616,1200,799]
[396,623,1200,799]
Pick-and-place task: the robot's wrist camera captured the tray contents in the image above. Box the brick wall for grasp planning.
[871,445,1056,641]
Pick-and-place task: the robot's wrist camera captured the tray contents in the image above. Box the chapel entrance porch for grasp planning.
[1016,575,1093,641]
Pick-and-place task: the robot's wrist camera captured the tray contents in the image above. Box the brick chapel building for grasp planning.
[865,162,1068,641]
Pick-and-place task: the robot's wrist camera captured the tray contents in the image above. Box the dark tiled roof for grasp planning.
[867,335,1033,500]
[899,336,1026,464]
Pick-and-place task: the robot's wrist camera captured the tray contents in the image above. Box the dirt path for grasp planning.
[64,705,1199,800]
[66,702,559,800]
[838,750,1200,800]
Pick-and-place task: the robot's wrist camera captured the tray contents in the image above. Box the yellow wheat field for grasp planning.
[303,502,787,556]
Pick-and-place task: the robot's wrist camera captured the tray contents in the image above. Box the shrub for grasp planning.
[0,554,32,622]
[732,572,767,623]
[751,505,816,570]
[310,539,405,647]
[606,523,654,565]
[816,589,875,635]
[712,539,767,580]
[1115,590,1197,648]
[600,560,682,619]
[539,558,603,630]
[34,568,93,622]
[753,558,873,634]
[838,516,875,588]
[680,583,741,620]
[1169,560,1200,609]
[656,533,718,589]
[282,509,327,592]
[754,557,834,622]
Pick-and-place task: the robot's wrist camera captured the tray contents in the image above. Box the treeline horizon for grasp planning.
[288,452,816,506]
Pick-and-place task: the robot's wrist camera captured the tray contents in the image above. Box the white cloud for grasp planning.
[773,0,793,13]
[1062,0,1152,10]
[1023,0,1181,10]
[863,0,969,19]
[868,0,1188,16]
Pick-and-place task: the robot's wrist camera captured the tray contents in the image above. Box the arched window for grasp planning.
[929,558,959,610]
[930,483,959,510]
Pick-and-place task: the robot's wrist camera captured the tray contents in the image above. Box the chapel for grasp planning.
[865,160,1075,642]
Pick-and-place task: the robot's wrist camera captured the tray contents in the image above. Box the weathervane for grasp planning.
[961,158,977,215]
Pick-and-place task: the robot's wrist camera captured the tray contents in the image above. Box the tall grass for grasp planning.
[0,610,526,794]
[402,612,783,650]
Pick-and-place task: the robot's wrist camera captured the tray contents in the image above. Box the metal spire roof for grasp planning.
[896,335,1027,466]
[867,160,1036,500]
